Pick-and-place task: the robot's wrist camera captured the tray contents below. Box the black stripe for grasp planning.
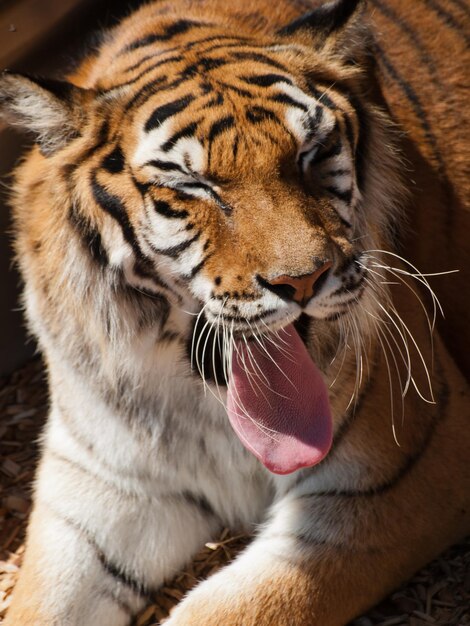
[299,357,449,500]
[131,176,150,198]
[423,0,470,45]
[245,105,279,124]
[160,329,181,343]
[316,139,343,163]
[49,451,136,500]
[311,104,324,127]
[303,106,324,144]
[277,0,362,36]
[208,115,235,142]
[176,182,232,214]
[184,34,253,50]
[145,95,194,133]
[447,0,470,18]
[194,40,282,55]
[207,116,235,166]
[305,84,362,171]
[306,76,366,117]
[68,206,108,267]
[212,290,257,301]
[215,80,254,98]
[241,73,294,87]
[47,505,152,597]
[124,51,179,74]
[326,185,352,204]
[123,75,171,112]
[220,309,279,323]
[232,135,239,161]
[269,92,309,111]
[161,121,199,152]
[348,95,368,192]
[90,173,149,267]
[230,51,289,71]
[101,145,125,174]
[181,57,228,78]
[27,75,78,102]
[204,92,224,107]
[124,255,170,299]
[181,490,217,517]
[305,82,338,110]
[64,121,110,175]
[369,0,443,88]
[331,272,365,296]
[145,159,187,174]
[211,190,233,215]
[123,20,208,53]
[125,273,176,310]
[175,188,199,202]
[103,55,183,91]
[153,199,189,219]
[97,551,149,596]
[119,35,253,76]
[185,252,213,278]
[200,81,214,94]
[374,43,448,180]
[150,232,200,258]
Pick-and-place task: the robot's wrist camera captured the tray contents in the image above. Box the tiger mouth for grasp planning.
[188,309,334,474]
[188,311,314,387]
[187,256,367,385]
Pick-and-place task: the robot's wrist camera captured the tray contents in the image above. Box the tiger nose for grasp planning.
[265,261,332,306]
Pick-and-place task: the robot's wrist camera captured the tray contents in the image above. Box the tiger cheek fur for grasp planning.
[1,1,469,625]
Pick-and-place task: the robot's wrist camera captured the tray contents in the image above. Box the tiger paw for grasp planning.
[164,549,309,626]
[164,571,265,626]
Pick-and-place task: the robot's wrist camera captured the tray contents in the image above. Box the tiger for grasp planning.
[1,0,469,624]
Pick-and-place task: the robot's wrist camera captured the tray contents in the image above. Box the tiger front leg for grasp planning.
[4,450,222,626]
[164,514,397,626]
[3,502,146,626]
[166,454,470,626]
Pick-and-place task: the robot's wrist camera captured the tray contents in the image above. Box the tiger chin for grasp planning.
[1,0,469,624]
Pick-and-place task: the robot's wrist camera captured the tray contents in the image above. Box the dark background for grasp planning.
[0,0,146,375]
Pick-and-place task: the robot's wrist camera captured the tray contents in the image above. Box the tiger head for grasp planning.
[0,0,405,471]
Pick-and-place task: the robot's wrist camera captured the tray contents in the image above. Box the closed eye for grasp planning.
[175,181,233,215]
[145,160,233,215]
[186,182,232,215]
[145,159,189,175]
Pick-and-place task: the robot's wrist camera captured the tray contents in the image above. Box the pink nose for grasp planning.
[267,262,332,306]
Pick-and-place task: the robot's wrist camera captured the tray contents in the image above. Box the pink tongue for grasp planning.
[227,324,332,475]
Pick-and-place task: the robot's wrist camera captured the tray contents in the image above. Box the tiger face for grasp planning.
[26,16,389,348]
[0,2,399,371]
[126,56,363,332]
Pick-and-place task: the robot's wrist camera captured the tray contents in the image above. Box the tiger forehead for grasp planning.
[131,76,337,180]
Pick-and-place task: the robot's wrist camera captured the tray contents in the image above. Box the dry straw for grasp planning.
[0,360,468,625]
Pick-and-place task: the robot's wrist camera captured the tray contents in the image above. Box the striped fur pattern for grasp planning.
[1,1,469,624]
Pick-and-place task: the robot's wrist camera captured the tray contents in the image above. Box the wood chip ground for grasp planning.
[0,359,468,625]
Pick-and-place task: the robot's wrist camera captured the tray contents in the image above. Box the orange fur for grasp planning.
[1,1,469,624]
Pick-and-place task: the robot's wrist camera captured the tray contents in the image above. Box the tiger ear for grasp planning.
[277,0,367,56]
[0,71,90,155]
